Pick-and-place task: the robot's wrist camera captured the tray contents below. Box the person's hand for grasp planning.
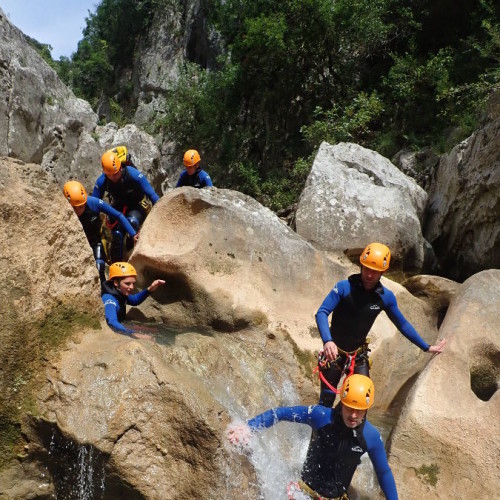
[428,338,447,354]
[323,341,338,361]
[226,423,251,447]
[148,279,166,293]
[133,232,140,244]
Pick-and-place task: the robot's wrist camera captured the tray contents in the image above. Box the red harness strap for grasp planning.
[105,205,127,230]
[313,351,357,394]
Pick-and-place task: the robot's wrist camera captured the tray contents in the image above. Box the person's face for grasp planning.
[106,169,122,183]
[360,265,384,290]
[115,276,136,296]
[186,163,198,176]
[341,404,367,428]
[73,204,86,216]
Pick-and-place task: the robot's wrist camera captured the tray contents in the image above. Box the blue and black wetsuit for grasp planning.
[101,280,150,335]
[248,404,398,499]
[78,196,137,284]
[92,166,159,262]
[176,167,213,188]
[315,274,430,406]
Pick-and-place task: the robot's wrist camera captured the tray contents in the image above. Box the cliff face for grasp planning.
[0,8,97,172]
[0,158,101,479]
[132,0,218,127]
[424,92,500,281]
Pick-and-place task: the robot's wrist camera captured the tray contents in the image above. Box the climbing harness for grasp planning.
[313,342,371,394]
[286,480,349,500]
[105,205,128,231]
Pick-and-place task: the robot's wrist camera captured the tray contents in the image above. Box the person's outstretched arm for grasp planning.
[89,197,137,238]
[250,405,332,431]
[383,289,447,352]
[126,280,165,306]
[227,405,332,446]
[363,422,398,500]
[102,294,135,335]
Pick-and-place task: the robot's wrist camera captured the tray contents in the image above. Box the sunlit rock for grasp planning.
[388,269,500,499]
[296,142,430,272]
[0,158,101,497]
[33,326,311,498]
[130,186,441,410]
[132,186,346,350]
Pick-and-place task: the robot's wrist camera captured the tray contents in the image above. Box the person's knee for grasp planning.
[355,360,370,377]
[112,229,124,242]
[126,210,144,232]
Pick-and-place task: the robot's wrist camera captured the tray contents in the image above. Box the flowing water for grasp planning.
[43,322,396,499]
[152,323,396,500]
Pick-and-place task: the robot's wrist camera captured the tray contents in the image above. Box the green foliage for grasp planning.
[301,92,385,148]
[58,0,158,105]
[52,0,500,210]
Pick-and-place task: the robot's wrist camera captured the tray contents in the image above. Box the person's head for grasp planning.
[63,180,88,216]
[183,149,201,176]
[339,374,374,428]
[359,242,391,290]
[108,262,137,296]
[101,150,122,182]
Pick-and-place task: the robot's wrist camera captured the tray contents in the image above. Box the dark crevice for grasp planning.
[30,419,145,500]
[470,342,500,401]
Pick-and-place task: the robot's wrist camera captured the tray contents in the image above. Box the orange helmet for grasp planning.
[359,243,391,272]
[63,180,87,207]
[340,374,374,410]
[183,149,201,167]
[108,262,137,280]
[101,150,122,175]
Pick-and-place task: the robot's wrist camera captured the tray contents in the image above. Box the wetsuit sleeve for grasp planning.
[97,199,137,237]
[102,294,134,335]
[382,289,430,351]
[315,280,349,343]
[126,289,150,306]
[247,405,332,431]
[363,422,398,499]
[200,171,213,187]
[91,174,106,199]
[129,167,160,205]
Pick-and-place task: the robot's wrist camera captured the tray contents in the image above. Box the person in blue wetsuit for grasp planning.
[101,262,165,339]
[176,149,213,188]
[92,148,160,262]
[316,242,447,407]
[63,180,137,286]
[227,375,398,500]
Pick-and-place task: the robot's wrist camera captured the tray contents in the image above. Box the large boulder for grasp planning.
[0,158,101,497]
[388,270,500,499]
[130,186,441,409]
[295,142,430,272]
[424,93,500,281]
[31,326,310,499]
[131,186,346,352]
